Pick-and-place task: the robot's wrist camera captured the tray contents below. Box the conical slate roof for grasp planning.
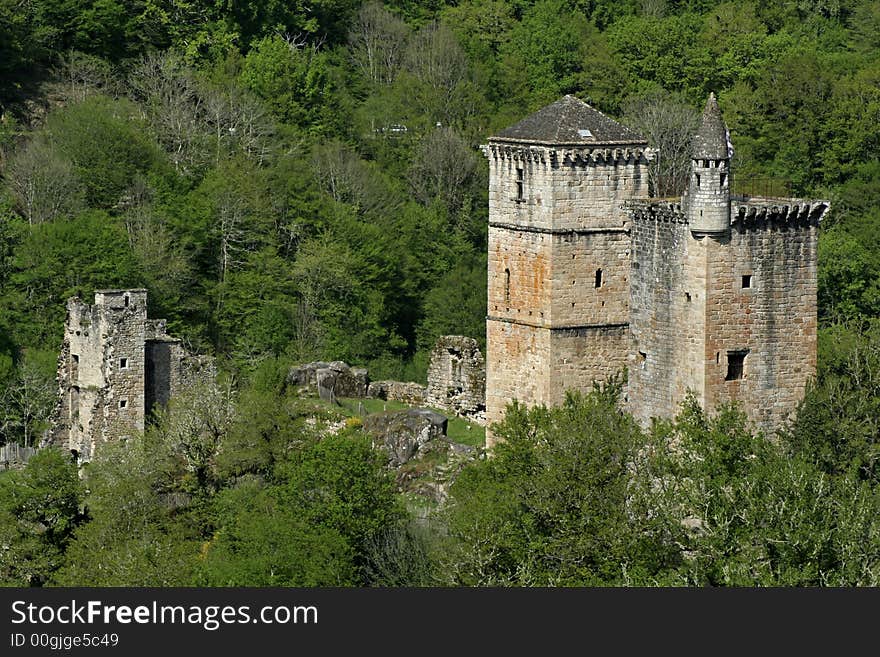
[491,95,645,145]
[692,93,729,159]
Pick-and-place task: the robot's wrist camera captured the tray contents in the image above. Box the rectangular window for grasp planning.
[594,269,602,288]
[742,274,752,289]
[516,168,524,202]
[119,357,128,370]
[726,352,746,381]
[119,399,127,409]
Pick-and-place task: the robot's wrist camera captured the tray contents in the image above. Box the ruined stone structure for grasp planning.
[50,289,212,462]
[484,94,829,445]
[426,336,485,421]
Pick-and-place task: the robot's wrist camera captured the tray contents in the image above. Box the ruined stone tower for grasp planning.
[484,94,829,443]
[483,95,651,443]
[50,289,211,461]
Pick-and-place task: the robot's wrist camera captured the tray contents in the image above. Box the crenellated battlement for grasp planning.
[483,142,652,166]
[731,198,829,230]
[626,199,687,224]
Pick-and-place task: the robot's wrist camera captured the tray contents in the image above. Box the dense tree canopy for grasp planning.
[1,0,879,587]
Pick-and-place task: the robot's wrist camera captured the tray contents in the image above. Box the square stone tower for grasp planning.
[483,95,651,445]
[50,289,211,461]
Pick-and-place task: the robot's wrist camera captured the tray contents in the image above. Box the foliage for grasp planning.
[0,449,82,586]
[442,380,679,585]
[1,0,880,589]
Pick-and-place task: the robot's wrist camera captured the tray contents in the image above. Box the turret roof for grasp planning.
[491,95,646,145]
[692,93,730,159]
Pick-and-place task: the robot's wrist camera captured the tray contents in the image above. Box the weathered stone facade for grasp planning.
[50,289,213,462]
[484,94,829,444]
[426,335,485,421]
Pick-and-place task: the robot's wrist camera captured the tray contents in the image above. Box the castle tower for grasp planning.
[688,93,731,236]
[53,289,149,461]
[50,289,210,462]
[483,95,650,444]
[628,94,829,432]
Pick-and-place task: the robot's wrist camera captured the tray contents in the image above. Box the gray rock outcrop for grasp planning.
[362,408,448,466]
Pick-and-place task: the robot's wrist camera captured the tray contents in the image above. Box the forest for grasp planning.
[0,0,879,586]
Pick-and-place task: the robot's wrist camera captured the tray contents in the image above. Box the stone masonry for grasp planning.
[426,335,485,421]
[49,289,213,462]
[483,94,829,445]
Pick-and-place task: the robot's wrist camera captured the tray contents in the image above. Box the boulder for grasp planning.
[287,361,332,387]
[362,408,448,466]
[290,361,369,400]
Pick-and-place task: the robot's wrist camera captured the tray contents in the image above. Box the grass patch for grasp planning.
[323,397,486,448]
[444,416,484,448]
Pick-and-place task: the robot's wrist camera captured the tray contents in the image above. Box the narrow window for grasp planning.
[515,168,524,202]
[119,399,127,409]
[124,295,130,307]
[695,173,701,187]
[594,269,602,288]
[720,172,727,187]
[726,352,746,381]
[504,268,511,302]
[685,292,692,302]
[638,351,647,369]
[119,357,128,370]
[742,274,752,289]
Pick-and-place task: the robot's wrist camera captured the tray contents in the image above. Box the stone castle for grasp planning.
[49,289,212,462]
[483,93,829,445]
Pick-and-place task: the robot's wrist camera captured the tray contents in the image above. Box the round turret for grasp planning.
[688,93,731,236]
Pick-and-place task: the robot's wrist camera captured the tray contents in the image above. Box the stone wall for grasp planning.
[628,202,704,425]
[0,442,37,469]
[548,326,628,407]
[426,336,485,420]
[367,380,427,405]
[703,201,826,432]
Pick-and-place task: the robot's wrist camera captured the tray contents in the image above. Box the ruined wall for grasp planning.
[426,336,485,419]
[97,290,148,443]
[703,201,825,432]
